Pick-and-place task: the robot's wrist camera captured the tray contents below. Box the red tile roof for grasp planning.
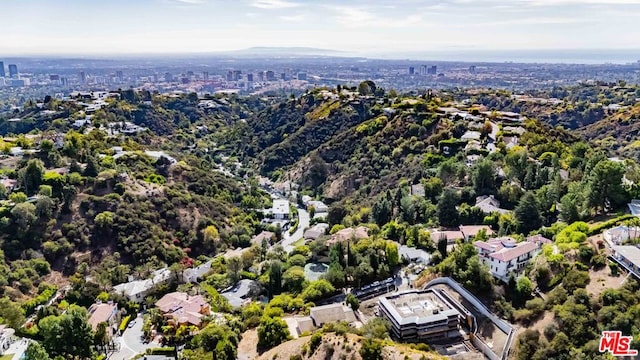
[489,242,538,262]
[87,302,117,331]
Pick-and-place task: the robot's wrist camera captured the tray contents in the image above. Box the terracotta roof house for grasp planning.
[326,226,369,245]
[87,301,119,337]
[474,237,543,282]
[156,292,210,328]
[459,225,494,241]
[251,231,275,246]
[304,223,330,240]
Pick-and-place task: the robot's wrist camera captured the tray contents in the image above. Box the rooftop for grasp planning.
[613,245,640,266]
[156,292,209,327]
[87,302,117,331]
[272,199,290,215]
[475,237,539,262]
[379,289,460,326]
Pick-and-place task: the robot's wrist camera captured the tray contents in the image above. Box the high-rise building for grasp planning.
[409,66,415,75]
[165,72,173,82]
[469,65,476,74]
[246,73,253,82]
[297,72,307,81]
[0,62,5,78]
[257,71,265,82]
[80,71,86,84]
[116,70,124,81]
[427,65,437,75]
[280,73,286,80]
[266,70,275,81]
[8,64,18,78]
[233,70,242,81]
[203,71,209,81]
[420,65,427,75]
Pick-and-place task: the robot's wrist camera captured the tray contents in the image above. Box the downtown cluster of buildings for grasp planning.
[0,61,29,87]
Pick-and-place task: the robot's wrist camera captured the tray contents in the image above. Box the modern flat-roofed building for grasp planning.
[611,245,640,280]
[378,289,463,342]
[272,199,290,220]
[309,303,356,327]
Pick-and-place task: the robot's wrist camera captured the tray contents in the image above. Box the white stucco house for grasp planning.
[474,236,549,282]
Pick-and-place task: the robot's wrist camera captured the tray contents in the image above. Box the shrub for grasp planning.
[119,315,132,332]
[309,332,323,354]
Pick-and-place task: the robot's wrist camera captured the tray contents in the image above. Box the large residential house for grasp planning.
[629,200,640,218]
[113,268,174,303]
[611,246,640,280]
[182,260,213,284]
[0,325,15,356]
[272,199,290,220]
[474,236,549,282]
[250,231,275,246]
[87,301,120,337]
[304,223,330,240]
[475,195,509,214]
[378,289,463,342]
[156,292,210,328]
[326,226,369,245]
[459,225,494,241]
[309,303,356,327]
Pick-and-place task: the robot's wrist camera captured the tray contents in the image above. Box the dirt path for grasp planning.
[238,329,260,360]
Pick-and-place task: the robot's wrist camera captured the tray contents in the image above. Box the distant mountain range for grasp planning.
[223,47,348,57]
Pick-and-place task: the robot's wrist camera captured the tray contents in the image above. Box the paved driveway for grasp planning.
[282,208,310,253]
[109,314,159,360]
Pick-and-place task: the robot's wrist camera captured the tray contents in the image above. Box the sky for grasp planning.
[2,0,640,56]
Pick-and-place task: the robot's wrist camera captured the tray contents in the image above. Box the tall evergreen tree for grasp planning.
[514,192,543,234]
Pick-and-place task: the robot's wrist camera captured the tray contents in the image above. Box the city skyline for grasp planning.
[2,0,640,57]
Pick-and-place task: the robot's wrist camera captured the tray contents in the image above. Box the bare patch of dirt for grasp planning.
[255,333,444,360]
[238,329,260,360]
[586,265,625,297]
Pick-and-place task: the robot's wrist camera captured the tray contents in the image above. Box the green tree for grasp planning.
[346,293,360,311]
[282,266,306,293]
[214,337,237,360]
[0,297,25,328]
[257,316,290,350]
[516,276,534,300]
[514,192,543,234]
[301,279,335,302]
[359,339,383,360]
[268,261,283,297]
[21,159,45,195]
[11,202,37,230]
[24,342,51,360]
[437,189,459,227]
[203,225,220,245]
[372,197,392,226]
[586,160,626,213]
[39,305,94,358]
[385,242,399,268]
[472,159,496,196]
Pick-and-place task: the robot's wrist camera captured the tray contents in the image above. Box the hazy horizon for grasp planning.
[3,0,640,61]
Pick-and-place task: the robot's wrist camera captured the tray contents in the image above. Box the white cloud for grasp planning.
[170,0,206,4]
[250,0,300,9]
[326,5,426,29]
[279,14,306,22]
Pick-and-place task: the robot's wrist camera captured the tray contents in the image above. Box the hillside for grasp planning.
[254,332,447,360]
[0,91,273,305]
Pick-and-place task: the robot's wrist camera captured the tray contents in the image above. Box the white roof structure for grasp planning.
[272,199,290,216]
[113,268,173,300]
